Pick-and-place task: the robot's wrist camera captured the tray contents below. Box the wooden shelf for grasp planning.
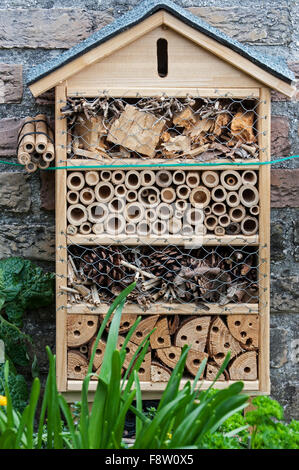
[66,302,259,315]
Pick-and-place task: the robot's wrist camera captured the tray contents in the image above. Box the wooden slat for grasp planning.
[55,84,68,392]
[66,302,259,315]
[257,88,271,395]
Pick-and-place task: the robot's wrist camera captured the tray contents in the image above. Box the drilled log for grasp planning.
[206,363,226,381]
[186,351,208,377]
[175,317,211,352]
[227,315,259,349]
[117,336,138,369]
[156,346,181,369]
[67,315,98,347]
[138,352,151,381]
[151,361,172,382]
[89,337,106,371]
[150,317,171,349]
[67,350,89,380]
[229,351,257,380]
[130,316,159,346]
[209,317,243,366]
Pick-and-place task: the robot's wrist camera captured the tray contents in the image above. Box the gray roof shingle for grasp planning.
[26,0,295,86]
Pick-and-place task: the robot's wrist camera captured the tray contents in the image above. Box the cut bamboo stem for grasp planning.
[79,222,92,235]
[241,216,259,235]
[35,114,48,154]
[250,205,260,216]
[95,181,114,203]
[140,170,155,187]
[115,184,127,198]
[161,187,176,203]
[137,221,151,235]
[85,171,99,186]
[111,170,125,185]
[242,170,257,186]
[79,187,95,206]
[67,190,79,205]
[92,223,104,234]
[201,170,219,188]
[226,222,241,235]
[239,185,259,207]
[173,170,186,185]
[67,204,88,226]
[87,202,108,223]
[169,217,182,234]
[67,172,85,191]
[156,170,172,187]
[176,185,191,200]
[125,170,141,190]
[105,214,126,234]
[66,224,78,235]
[229,205,246,223]
[100,170,112,182]
[138,186,160,207]
[211,202,226,216]
[215,225,225,236]
[157,203,174,220]
[186,171,200,188]
[20,117,35,153]
[125,202,144,223]
[204,214,217,231]
[220,170,242,191]
[190,187,211,208]
[186,208,204,225]
[108,197,125,213]
[211,185,227,203]
[126,190,138,202]
[152,219,167,235]
[226,191,240,208]
[218,214,231,227]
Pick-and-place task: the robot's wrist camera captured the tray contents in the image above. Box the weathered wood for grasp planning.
[100,313,138,333]
[231,111,255,143]
[117,336,138,369]
[175,316,211,352]
[206,363,226,381]
[88,337,106,370]
[186,350,208,377]
[138,352,151,381]
[151,361,172,382]
[67,314,98,347]
[67,350,89,380]
[130,315,159,345]
[227,315,259,349]
[209,317,243,365]
[150,317,171,349]
[156,346,181,369]
[229,351,257,380]
[75,114,106,151]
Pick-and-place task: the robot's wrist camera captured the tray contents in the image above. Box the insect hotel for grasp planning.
[27,0,295,400]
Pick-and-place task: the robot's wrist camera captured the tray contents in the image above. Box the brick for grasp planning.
[0,118,21,157]
[271,169,299,207]
[271,116,290,157]
[0,64,22,103]
[40,171,55,211]
[0,172,31,212]
[189,5,290,45]
[271,62,299,101]
[0,224,55,262]
[0,9,113,49]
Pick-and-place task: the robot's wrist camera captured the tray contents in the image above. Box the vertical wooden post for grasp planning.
[55,83,68,391]
[258,87,271,394]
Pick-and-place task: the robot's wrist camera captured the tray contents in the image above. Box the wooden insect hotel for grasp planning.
[27,0,295,400]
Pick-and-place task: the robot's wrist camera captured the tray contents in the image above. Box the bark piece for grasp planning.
[130,316,159,346]
[107,104,165,157]
[168,315,180,335]
[186,350,208,377]
[209,317,243,365]
[173,107,196,129]
[175,316,211,352]
[231,110,255,143]
[67,315,98,347]
[227,315,259,350]
[213,112,230,136]
[88,337,106,371]
[150,317,171,349]
[151,361,172,382]
[161,135,191,154]
[67,350,89,380]
[156,346,181,369]
[229,351,257,380]
[75,114,106,151]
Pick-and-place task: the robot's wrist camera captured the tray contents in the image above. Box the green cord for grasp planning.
[0,155,298,170]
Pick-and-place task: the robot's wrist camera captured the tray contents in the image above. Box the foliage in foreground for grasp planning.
[0,281,250,449]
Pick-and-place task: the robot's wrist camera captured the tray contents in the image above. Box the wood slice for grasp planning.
[175,316,211,352]
[117,336,138,369]
[67,315,98,347]
[186,351,208,377]
[209,317,243,366]
[229,351,257,380]
[67,350,89,380]
[150,317,171,349]
[138,352,151,382]
[206,363,227,381]
[88,337,106,371]
[151,361,172,382]
[99,313,138,334]
[130,315,159,346]
[156,346,181,369]
[227,315,259,349]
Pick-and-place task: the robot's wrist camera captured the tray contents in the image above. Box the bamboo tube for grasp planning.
[204,206,212,215]
[80,187,95,206]
[226,191,240,208]
[145,209,157,223]
[126,190,138,202]
[156,170,172,188]
[182,224,194,236]
[220,170,242,191]
[85,171,99,186]
[140,170,155,187]
[25,162,37,173]
[215,226,225,236]
[111,170,125,185]
[161,187,176,203]
[67,204,88,226]
[152,219,167,235]
[92,223,104,234]
[241,216,259,235]
[173,170,186,185]
[211,202,226,216]
[201,170,219,188]
[186,171,200,188]
[79,222,92,235]
[157,203,174,220]
[138,186,160,207]
[125,202,144,223]
[115,184,127,198]
[229,205,246,223]
[190,187,211,208]
[17,147,31,165]
[66,224,78,235]
[176,185,191,200]
[226,222,241,235]
[169,217,182,234]
[175,199,188,212]
[105,214,126,234]
[239,185,259,207]
[137,221,151,236]
[87,202,108,223]
[35,114,48,154]
[242,170,257,186]
[43,127,55,161]
[67,172,85,191]
[125,170,141,190]
[95,181,114,203]
[186,208,204,225]
[38,159,50,169]
[204,215,217,231]
[31,153,42,164]
[194,224,207,236]
[20,117,35,153]
[100,170,112,182]
[126,223,136,235]
[250,205,260,215]
[174,210,184,219]
[218,214,231,227]
[108,197,125,213]
[211,186,227,203]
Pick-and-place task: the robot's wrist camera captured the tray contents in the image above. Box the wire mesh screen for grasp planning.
[61,95,261,162]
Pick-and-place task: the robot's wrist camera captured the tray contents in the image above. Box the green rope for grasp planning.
[0,155,298,170]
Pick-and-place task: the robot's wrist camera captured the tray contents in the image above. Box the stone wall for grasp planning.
[0,0,298,420]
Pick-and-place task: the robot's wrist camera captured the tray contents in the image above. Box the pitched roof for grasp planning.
[26,0,294,86]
